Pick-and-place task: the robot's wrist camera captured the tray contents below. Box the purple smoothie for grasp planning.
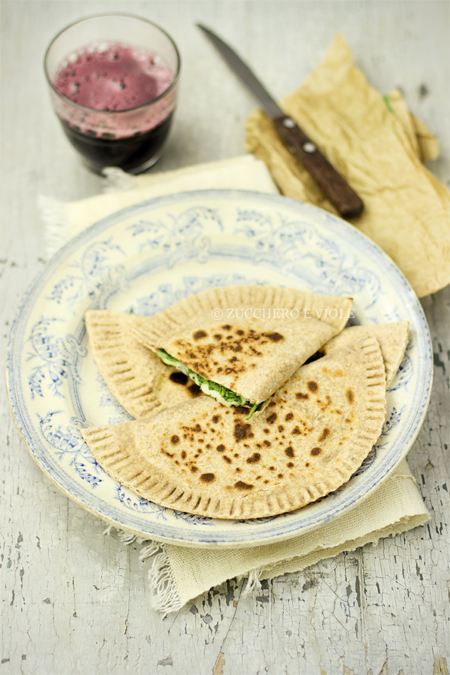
[52,42,178,173]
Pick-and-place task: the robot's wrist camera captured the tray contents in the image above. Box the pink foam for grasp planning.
[55,43,173,111]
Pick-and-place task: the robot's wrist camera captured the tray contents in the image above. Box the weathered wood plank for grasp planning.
[1,2,449,675]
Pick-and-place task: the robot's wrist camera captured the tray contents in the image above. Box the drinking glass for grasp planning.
[44,14,181,174]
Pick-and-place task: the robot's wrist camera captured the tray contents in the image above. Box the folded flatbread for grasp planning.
[322,321,409,385]
[82,335,386,519]
[132,285,353,416]
[85,310,203,419]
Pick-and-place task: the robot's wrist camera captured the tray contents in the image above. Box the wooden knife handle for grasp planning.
[272,114,364,219]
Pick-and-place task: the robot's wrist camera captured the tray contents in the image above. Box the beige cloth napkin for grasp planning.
[245,34,450,298]
[41,155,277,256]
[40,155,429,613]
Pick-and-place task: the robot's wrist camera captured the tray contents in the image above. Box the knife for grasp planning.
[197,24,364,219]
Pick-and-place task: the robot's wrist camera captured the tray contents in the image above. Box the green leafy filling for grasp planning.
[157,348,265,419]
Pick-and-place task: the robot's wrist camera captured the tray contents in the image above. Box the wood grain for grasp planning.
[1,1,449,674]
[272,114,364,218]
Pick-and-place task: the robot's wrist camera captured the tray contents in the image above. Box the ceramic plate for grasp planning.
[7,190,433,548]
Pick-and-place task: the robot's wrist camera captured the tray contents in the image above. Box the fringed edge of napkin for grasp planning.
[102,525,178,613]
[39,195,72,259]
[102,479,430,613]
[103,524,262,614]
[39,170,137,258]
[102,167,140,193]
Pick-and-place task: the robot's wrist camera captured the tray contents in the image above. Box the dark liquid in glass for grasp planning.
[59,113,173,174]
[54,44,175,173]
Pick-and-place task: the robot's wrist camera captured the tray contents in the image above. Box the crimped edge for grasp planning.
[85,310,164,419]
[323,321,410,385]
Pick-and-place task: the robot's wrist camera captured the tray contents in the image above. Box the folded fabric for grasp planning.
[39,155,429,612]
[137,459,428,612]
[245,33,450,298]
[40,155,279,256]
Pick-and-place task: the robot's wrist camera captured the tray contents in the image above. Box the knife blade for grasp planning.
[197,24,364,219]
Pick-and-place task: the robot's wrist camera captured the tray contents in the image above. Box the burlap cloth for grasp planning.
[39,33,448,611]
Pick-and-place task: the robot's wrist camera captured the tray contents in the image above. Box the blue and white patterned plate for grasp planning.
[7,190,433,548]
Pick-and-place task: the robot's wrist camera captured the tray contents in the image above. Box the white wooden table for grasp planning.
[1,2,449,674]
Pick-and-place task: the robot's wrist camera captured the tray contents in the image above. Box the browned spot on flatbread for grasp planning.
[216,444,225,452]
[169,372,188,385]
[264,332,284,342]
[170,435,180,445]
[296,392,309,400]
[291,427,301,435]
[190,466,198,473]
[212,415,221,424]
[285,446,294,458]
[181,451,186,460]
[200,473,215,483]
[267,412,277,424]
[346,388,355,404]
[234,420,254,442]
[307,381,318,393]
[287,462,294,468]
[310,447,322,456]
[188,384,201,397]
[285,412,294,421]
[167,321,293,387]
[318,428,330,443]
[235,481,253,490]
[246,453,261,464]
[223,456,232,463]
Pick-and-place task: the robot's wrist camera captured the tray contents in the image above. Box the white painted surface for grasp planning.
[1,2,449,674]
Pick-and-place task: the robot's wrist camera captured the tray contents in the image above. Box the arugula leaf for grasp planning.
[247,402,259,420]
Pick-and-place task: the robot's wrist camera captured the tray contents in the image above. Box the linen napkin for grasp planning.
[40,155,430,613]
[41,155,278,257]
[245,33,450,298]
